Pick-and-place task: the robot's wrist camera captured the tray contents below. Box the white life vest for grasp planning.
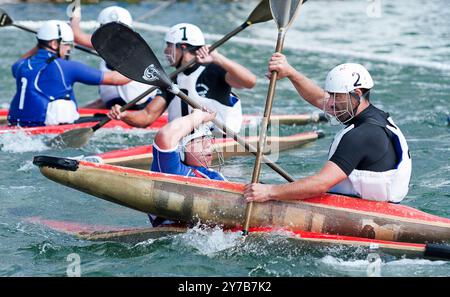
[167,65,243,133]
[98,61,155,105]
[45,99,79,126]
[328,117,412,203]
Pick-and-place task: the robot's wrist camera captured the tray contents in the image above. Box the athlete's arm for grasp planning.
[101,71,131,85]
[107,95,167,128]
[196,45,256,89]
[268,53,326,109]
[155,109,216,150]
[244,161,347,202]
[70,12,93,48]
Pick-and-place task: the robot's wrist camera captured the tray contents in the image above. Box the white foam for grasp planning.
[11,21,450,71]
[0,131,47,153]
[178,224,241,256]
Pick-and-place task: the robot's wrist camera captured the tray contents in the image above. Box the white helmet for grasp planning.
[37,20,74,42]
[179,124,212,162]
[165,23,205,46]
[97,6,133,27]
[324,63,374,93]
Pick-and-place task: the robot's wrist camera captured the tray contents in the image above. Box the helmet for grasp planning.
[324,63,374,93]
[165,23,205,46]
[179,124,212,162]
[97,6,133,27]
[37,20,74,42]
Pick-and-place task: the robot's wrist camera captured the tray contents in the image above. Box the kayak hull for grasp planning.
[33,156,450,244]
[26,217,450,260]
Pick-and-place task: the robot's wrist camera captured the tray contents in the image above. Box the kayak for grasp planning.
[33,156,450,245]
[0,108,327,136]
[0,107,327,126]
[26,216,450,260]
[82,131,324,170]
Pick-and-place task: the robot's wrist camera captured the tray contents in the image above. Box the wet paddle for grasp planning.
[243,0,306,236]
[90,22,295,182]
[0,8,99,57]
[47,0,273,148]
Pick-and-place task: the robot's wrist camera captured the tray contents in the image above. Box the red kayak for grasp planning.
[0,108,327,135]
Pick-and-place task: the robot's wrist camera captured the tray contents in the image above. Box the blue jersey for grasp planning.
[8,49,104,127]
[151,143,225,181]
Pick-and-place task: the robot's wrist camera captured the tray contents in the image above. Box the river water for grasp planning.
[0,0,449,277]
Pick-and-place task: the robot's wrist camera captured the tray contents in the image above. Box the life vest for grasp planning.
[167,65,243,133]
[328,117,412,203]
[8,52,78,127]
[98,60,154,105]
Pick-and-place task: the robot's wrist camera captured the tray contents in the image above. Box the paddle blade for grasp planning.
[46,128,94,148]
[0,9,13,27]
[247,0,273,24]
[269,0,305,29]
[91,22,172,89]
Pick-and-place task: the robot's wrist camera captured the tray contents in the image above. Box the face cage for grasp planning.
[322,92,356,125]
[182,135,225,172]
[164,43,177,67]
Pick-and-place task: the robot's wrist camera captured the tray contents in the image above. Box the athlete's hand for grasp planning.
[196,45,220,65]
[108,104,128,121]
[244,183,274,203]
[201,110,216,123]
[266,53,295,80]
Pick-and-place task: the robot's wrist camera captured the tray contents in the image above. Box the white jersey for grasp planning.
[98,60,155,105]
[328,117,412,203]
[167,65,243,133]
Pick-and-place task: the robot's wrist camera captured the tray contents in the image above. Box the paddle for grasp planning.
[47,0,273,148]
[90,22,295,182]
[0,8,99,57]
[242,0,306,236]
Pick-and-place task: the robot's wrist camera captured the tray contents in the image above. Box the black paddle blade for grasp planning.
[46,127,94,148]
[269,0,304,29]
[0,9,13,27]
[247,0,272,24]
[91,22,172,89]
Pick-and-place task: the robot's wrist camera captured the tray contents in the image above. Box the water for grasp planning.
[0,0,449,277]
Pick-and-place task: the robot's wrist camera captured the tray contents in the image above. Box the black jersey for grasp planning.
[157,63,232,107]
[329,104,398,176]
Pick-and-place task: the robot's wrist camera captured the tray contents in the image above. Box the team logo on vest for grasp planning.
[196,83,209,97]
[143,64,159,82]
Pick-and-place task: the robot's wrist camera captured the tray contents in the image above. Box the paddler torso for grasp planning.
[8,49,103,127]
[158,63,243,133]
[98,60,154,109]
[149,142,226,227]
[328,104,412,203]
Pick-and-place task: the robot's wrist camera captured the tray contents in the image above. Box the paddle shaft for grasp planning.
[243,28,288,234]
[176,91,295,182]
[11,23,99,57]
[92,21,252,132]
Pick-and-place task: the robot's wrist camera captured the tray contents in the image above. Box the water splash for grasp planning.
[0,132,47,153]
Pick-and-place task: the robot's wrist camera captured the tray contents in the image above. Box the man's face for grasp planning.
[184,137,213,167]
[323,92,359,124]
[163,42,181,66]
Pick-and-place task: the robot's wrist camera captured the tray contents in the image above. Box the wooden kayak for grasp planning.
[0,108,327,134]
[25,217,450,260]
[83,131,324,170]
[33,156,450,245]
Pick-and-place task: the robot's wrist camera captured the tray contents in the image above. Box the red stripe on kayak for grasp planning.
[242,227,426,248]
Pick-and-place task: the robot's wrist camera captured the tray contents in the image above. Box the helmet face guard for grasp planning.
[322,92,360,125]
